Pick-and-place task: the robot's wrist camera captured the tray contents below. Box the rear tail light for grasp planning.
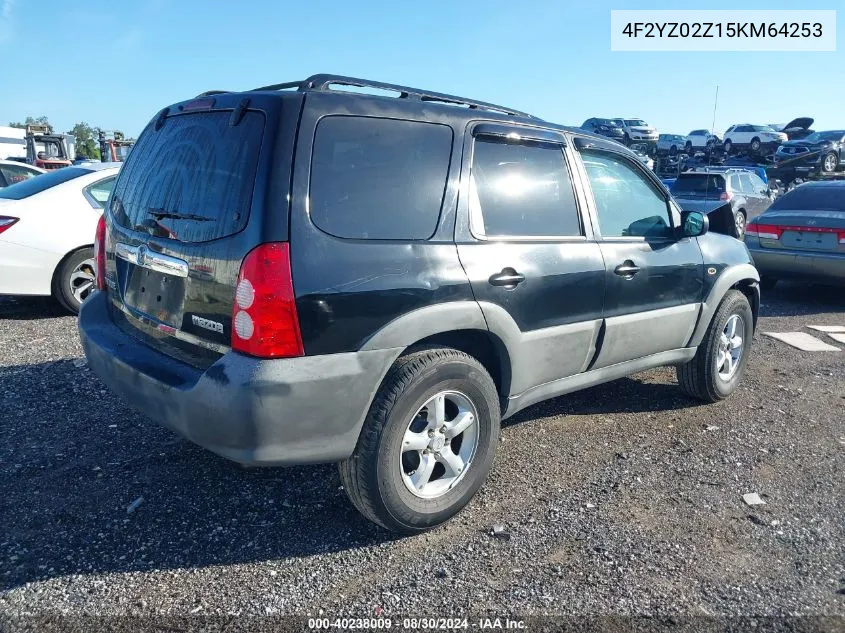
[94,215,106,290]
[745,223,782,240]
[0,216,19,235]
[719,191,733,201]
[231,242,303,359]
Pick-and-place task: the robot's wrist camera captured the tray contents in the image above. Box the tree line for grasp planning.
[8,116,134,160]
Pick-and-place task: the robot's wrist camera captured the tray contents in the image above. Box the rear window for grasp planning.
[670,174,726,196]
[110,111,264,243]
[309,116,453,240]
[770,186,845,212]
[0,167,88,200]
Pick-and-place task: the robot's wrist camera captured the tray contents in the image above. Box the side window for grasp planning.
[749,173,766,192]
[309,116,453,240]
[0,164,40,186]
[580,149,672,239]
[469,136,581,238]
[729,174,742,191]
[84,176,116,208]
[738,174,755,193]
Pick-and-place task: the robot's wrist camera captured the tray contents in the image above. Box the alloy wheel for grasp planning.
[68,258,96,305]
[399,391,479,499]
[716,314,745,381]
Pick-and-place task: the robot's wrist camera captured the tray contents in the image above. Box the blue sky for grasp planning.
[2,0,842,137]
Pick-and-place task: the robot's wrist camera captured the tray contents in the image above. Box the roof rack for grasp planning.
[249,73,534,118]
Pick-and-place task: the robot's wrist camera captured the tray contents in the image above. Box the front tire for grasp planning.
[677,290,753,403]
[339,348,501,534]
[723,139,733,154]
[53,247,96,314]
[821,151,838,174]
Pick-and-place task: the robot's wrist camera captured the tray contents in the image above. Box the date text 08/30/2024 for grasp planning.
[308,617,527,630]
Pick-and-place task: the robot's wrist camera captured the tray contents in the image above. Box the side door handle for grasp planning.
[489,268,526,288]
[614,261,641,278]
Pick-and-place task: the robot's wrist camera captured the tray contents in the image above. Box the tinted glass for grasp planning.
[0,167,88,200]
[581,150,671,238]
[310,116,452,240]
[769,186,845,212]
[0,164,40,187]
[470,137,580,238]
[804,131,845,143]
[739,174,755,193]
[110,111,264,243]
[670,174,726,196]
[86,176,116,207]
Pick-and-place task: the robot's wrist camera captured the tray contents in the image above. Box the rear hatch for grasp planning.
[670,173,728,207]
[103,92,301,368]
[750,186,845,253]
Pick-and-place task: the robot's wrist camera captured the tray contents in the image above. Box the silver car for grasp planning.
[744,181,845,289]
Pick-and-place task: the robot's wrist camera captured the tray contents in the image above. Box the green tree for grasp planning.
[8,115,51,129]
[69,122,101,160]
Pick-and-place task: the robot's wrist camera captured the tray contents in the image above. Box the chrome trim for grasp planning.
[114,242,189,278]
[110,297,231,354]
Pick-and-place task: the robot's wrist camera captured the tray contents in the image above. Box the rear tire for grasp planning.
[677,290,753,403]
[339,348,501,534]
[750,137,762,153]
[733,210,747,239]
[685,141,693,155]
[53,247,96,314]
[723,139,733,154]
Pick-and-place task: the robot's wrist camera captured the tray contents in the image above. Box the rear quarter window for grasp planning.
[309,116,453,240]
[110,110,264,243]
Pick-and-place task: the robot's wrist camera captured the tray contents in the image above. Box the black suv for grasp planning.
[79,74,761,534]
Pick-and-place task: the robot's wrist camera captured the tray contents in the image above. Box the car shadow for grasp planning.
[0,357,704,591]
[760,281,845,318]
[0,359,399,592]
[505,373,702,427]
[0,296,69,320]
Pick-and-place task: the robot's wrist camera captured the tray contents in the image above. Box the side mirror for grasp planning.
[681,210,709,238]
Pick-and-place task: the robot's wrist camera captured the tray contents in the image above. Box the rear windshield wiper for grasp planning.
[147,208,214,222]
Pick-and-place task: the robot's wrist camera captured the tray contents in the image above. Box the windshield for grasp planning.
[769,186,845,212]
[690,130,707,135]
[595,119,619,127]
[670,174,726,196]
[751,125,777,133]
[0,167,88,200]
[625,119,647,127]
[804,131,845,143]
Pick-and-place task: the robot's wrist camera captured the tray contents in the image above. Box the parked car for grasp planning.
[745,181,845,289]
[656,134,687,156]
[78,74,759,534]
[769,117,814,141]
[612,118,659,146]
[0,159,44,187]
[722,124,788,156]
[685,129,719,153]
[580,118,625,142]
[670,168,774,238]
[0,163,120,312]
[629,143,654,170]
[774,130,845,176]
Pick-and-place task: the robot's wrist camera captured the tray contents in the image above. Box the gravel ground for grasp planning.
[1,283,843,629]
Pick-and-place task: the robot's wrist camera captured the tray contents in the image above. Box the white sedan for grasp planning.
[0,159,45,187]
[0,163,120,313]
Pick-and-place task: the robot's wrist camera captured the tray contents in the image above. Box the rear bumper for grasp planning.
[747,244,845,284]
[78,291,400,466]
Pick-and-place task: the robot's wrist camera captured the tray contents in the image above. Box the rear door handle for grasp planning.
[489,268,525,288]
[614,261,641,278]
